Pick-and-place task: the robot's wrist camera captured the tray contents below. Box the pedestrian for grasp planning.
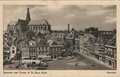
[90,64,94,67]
[75,63,78,66]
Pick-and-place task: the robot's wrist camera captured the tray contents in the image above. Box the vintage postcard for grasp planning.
[0,0,120,77]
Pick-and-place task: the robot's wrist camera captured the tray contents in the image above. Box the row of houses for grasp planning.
[3,38,66,61]
[79,33,116,69]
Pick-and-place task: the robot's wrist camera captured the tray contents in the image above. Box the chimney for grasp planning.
[68,24,70,32]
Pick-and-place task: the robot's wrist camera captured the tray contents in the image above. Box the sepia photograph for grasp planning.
[3,4,116,70]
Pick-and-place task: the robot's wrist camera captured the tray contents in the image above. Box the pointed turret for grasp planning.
[26,8,31,22]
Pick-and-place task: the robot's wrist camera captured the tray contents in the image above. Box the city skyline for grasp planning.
[3,5,116,31]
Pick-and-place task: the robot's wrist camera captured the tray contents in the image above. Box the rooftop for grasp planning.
[8,21,17,26]
[28,19,49,26]
[106,35,116,47]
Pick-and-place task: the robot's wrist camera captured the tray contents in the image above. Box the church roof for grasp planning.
[18,19,27,23]
[8,19,27,26]
[17,19,28,26]
[28,19,49,26]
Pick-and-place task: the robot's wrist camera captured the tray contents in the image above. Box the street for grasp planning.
[3,53,113,70]
[46,53,113,70]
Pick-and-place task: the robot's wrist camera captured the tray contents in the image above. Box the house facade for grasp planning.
[10,44,17,59]
[49,41,63,59]
[104,35,116,68]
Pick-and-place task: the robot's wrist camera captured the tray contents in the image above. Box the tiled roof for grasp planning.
[51,41,58,45]
[38,39,48,46]
[3,42,10,48]
[28,19,49,26]
[65,31,75,39]
[106,35,116,46]
[17,19,27,25]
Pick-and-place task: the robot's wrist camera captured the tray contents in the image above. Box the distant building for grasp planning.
[85,27,99,37]
[84,27,116,44]
[98,31,116,44]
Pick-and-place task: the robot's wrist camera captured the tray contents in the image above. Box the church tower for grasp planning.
[26,8,31,22]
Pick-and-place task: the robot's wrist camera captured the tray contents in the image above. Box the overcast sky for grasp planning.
[3,5,116,31]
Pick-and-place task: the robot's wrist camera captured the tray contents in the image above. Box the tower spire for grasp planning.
[26,8,31,22]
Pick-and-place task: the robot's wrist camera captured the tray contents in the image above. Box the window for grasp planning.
[33,27,35,29]
[46,26,48,29]
[52,48,54,51]
[44,26,46,30]
[39,27,40,30]
[12,50,15,53]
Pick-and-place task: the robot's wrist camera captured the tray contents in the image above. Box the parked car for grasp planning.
[39,62,48,67]
[27,63,39,67]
